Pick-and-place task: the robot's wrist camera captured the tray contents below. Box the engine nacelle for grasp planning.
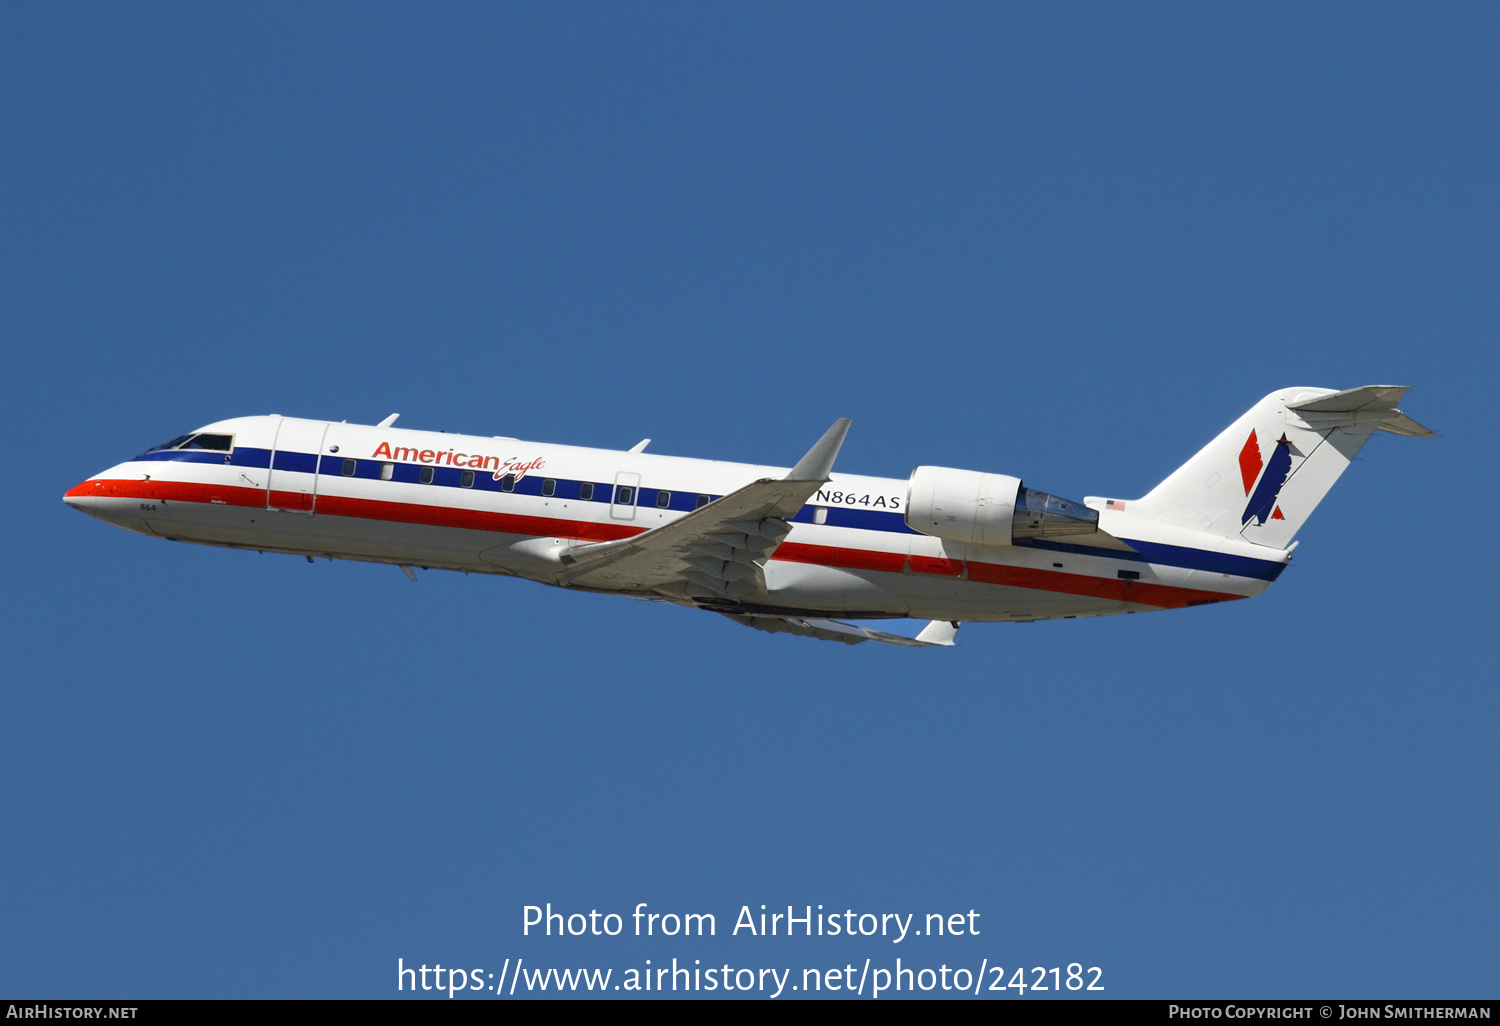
[905,466,1099,547]
[906,466,1021,547]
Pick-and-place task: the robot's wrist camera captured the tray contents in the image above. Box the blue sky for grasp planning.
[3,2,1496,998]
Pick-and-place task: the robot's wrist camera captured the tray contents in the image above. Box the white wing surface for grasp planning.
[558,420,851,602]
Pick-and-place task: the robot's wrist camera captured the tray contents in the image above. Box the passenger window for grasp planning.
[813,506,828,525]
[461,470,475,488]
[541,479,556,497]
[696,494,711,509]
[182,434,233,451]
[579,482,594,501]
[656,491,671,508]
[501,474,515,492]
[341,458,356,476]
[616,486,635,505]
[420,466,435,485]
[379,463,394,481]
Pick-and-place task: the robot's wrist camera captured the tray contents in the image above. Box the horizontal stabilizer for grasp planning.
[1286,385,1438,436]
[1375,411,1439,438]
[1286,385,1408,413]
[721,613,958,647]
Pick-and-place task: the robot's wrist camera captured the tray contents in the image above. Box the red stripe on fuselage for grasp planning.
[774,542,907,575]
[314,493,637,543]
[67,478,266,505]
[775,540,1237,609]
[965,560,1237,610]
[70,477,1243,609]
[66,477,640,543]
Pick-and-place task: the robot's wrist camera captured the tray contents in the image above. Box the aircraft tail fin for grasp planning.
[1121,386,1434,549]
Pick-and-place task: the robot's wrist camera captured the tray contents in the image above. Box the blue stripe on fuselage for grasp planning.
[136,445,1284,581]
[1123,538,1286,580]
[789,504,918,533]
[1017,537,1285,581]
[137,447,274,468]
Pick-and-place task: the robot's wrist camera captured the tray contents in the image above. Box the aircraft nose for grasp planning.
[64,478,106,507]
[64,480,98,507]
[63,475,149,530]
[64,479,106,518]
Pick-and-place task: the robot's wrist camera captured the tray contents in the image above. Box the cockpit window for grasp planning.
[137,432,235,458]
[141,434,195,454]
[180,434,233,451]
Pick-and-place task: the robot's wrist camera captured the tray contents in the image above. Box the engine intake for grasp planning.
[905,466,1098,547]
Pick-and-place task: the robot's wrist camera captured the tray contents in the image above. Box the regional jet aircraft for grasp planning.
[64,386,1433,646]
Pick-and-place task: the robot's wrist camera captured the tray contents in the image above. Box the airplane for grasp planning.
[63,386,1434,647]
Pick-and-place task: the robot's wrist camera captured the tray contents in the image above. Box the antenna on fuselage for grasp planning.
[377,413,399,428]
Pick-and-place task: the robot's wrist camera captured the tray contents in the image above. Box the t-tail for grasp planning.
[1120,386,1436,549]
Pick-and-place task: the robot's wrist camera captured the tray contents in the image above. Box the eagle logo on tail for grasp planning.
[1238,430,1293,526]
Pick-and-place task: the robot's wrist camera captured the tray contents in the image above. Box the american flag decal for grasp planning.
[1106,499,1126,511]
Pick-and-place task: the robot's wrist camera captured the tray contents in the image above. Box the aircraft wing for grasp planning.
[557,420,850,601]
[720,613,959,647]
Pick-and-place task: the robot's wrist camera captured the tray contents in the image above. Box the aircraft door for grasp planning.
[611,471,641,521]
[266,417,329,514]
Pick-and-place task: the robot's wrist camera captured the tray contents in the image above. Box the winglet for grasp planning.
[377,413,399,428]
[914,620,960,646]
[723,613,959,647]
[787,419,852,482]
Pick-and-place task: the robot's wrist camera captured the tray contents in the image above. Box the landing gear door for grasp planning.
[611,471,641,521]
[267,417,329,514]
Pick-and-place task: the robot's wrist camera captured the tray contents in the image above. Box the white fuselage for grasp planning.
[64,415,1289,623]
